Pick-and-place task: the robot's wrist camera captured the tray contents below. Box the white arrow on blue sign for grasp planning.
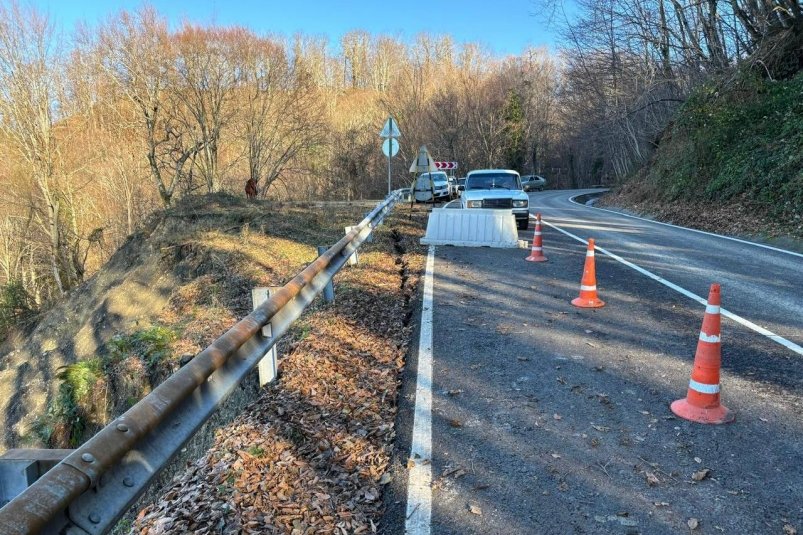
[382,138,400,157]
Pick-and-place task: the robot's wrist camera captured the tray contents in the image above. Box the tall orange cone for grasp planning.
[671,283,733,424]
[525,213,547,262]
[571,239,604,308]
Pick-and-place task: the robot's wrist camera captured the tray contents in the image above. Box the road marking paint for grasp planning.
[566,195,803,259]
[539,219,803,357]
[689,379,721,394]
[405,245,434,535]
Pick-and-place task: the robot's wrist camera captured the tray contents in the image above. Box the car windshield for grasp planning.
[466,173,520,190]
[424,172,448,184]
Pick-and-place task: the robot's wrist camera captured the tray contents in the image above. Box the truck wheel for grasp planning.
[517,219,528,230]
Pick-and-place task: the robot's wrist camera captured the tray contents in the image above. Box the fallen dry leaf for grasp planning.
[553,413,562,420]
[468,502,482,515]
[783,525,797,535]
[692,469,711,482]
[132,214,427,535]
[688,518,699,530]
[447,389,464,396]
[645,472,661,486]
[517,356,531,362]
[591,424,610,432]
[448,418,463,428]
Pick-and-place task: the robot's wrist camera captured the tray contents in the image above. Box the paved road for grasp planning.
[384,191,803,535]
[531,189,802,347]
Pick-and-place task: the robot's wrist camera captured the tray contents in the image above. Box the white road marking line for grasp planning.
[566,194,803,259]
[538,218,803,357]
[405,245,434,535]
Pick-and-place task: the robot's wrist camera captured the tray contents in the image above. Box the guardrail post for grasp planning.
[317,246,335,303]
[344,227,359,265]
[0,449,73,506]
[362,214,374,243]
[251,287,279,386]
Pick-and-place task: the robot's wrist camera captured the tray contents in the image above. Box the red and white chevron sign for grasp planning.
[435,161,458,170]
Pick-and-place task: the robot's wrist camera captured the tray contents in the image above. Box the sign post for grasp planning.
[380,117,401,195]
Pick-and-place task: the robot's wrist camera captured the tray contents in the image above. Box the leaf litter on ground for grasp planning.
[133,216,426,535]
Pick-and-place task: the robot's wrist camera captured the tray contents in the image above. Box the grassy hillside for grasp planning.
[601,71,803,238]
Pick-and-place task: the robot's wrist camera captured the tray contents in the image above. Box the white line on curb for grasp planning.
[405,245,434,535]
[567,194,803,259]
[535,216,803,357]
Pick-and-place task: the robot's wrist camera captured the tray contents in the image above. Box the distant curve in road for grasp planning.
[528,189,803,352]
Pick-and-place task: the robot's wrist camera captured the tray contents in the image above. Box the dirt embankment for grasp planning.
[0,194,419,454]
[597,184,803,245]
[598,71,803,245]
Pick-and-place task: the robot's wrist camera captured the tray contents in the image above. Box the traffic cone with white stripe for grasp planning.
[671,283,734,424]
[525,213,547,262]
[571,239,604,308]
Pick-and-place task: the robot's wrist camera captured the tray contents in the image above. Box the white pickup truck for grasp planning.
[460,169,530,230]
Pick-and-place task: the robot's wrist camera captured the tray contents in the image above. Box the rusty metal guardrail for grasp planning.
[0,190,403,535]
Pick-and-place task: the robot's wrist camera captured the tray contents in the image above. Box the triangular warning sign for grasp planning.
[379,117,401,138]
[409,145,437,173]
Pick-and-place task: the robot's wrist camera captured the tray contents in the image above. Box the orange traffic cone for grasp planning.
[525,213,547,262]
[571,239,604,308]
[671,283,733,424]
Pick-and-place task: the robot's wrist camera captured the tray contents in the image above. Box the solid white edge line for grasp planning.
[566,194,803,259]
[538,218,803,357]
[405,245,434,535]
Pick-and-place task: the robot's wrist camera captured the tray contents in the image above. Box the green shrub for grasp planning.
[645,70,803,220]
[108,326,177,371]
[52,358,106,446]
[40,325,178,447]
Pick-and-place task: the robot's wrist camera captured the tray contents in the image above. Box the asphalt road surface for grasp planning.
[384,190,802,535]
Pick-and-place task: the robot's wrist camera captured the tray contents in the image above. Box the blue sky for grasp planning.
[31,0,563,55]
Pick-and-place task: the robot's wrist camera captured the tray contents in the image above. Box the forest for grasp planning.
[0,0,799,327]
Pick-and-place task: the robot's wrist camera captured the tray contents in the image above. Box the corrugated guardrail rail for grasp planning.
[0,190,403,535]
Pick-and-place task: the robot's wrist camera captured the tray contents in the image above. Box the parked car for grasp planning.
[455,177,466,195]
[413,171,451,202]
[521,175,547,192]
[460,169,530,230]
[447,176,461,199]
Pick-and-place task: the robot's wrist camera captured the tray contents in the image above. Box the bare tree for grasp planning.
[0,2,79,294]
[236,32,326,197]
[173,25,243,192]
[97,8,202,206]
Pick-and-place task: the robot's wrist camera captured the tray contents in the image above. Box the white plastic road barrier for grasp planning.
[420,208,519,248]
